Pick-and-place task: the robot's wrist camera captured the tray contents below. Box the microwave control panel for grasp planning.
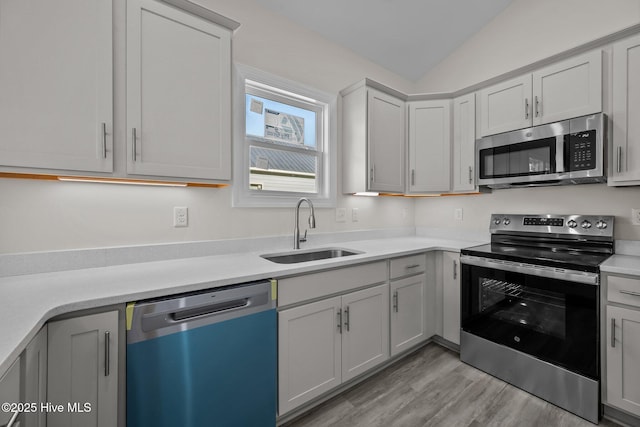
[566,130,596,171]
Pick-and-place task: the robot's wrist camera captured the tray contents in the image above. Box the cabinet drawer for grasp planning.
[278,261,387,307]
[390,254,426,279]
[608,275,640,308]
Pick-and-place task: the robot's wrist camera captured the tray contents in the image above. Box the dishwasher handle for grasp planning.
[170,298,250,321]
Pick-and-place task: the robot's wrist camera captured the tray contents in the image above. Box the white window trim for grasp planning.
[232,63,337,208]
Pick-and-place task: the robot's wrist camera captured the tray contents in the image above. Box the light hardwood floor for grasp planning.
[283,343,621,427]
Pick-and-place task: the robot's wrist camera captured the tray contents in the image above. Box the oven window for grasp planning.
[480,137,556,179]
[461,263,598,379]
[480,278,566,340]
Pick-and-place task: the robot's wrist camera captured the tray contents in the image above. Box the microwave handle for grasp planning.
[555,136,565,173]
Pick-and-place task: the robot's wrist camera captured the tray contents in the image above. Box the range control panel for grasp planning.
[490,214,615,237]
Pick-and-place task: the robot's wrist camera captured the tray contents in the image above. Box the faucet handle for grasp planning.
[300,229,308,243]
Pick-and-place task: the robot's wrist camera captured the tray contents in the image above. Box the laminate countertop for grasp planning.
[0,236,483,377]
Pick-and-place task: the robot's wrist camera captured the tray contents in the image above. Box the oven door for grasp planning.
[460,256,599,380]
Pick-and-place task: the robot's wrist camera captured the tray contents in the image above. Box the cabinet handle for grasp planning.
[468,166,473,184]
[370,165,375,183]
[406,264,421,269]
[2,411,19,427]
[344,306,350,332]
[337,308,342,334]
[411,169,415,186]
[524,98,529,119]
[101,123,107,159]
[104,331,110,377]
[620,289,640,297]
[453,260,458,280]
[535,96,540,117]
[611,318,616,348]
[132,128,138,162]
[393,291,399,313]
[617,146,623,174]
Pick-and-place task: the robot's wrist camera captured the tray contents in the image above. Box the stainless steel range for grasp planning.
[460,214,614,424]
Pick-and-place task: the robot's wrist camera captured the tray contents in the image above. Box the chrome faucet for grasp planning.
[294,198,316,249]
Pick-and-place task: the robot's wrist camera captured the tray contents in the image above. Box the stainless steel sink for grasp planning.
[260,247,362,264]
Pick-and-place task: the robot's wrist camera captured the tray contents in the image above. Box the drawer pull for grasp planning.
[405,264,421,269]
[620,289,640,297]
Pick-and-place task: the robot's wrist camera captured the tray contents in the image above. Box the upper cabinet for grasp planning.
[479,50,602,137]
[342,83,405,193]
[0,0,113,173]
[452,93,476,192]
[407,100,451,193]
[126,0,231,181]
[610,33,640,185]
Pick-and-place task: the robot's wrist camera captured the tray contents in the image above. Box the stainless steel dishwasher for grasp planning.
[126,280,276,427]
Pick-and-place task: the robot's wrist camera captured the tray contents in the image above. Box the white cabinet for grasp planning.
[442,251,461,345]
[342,83,405,193]
[606,305,640,417]
[611,34,640,185]
[479,51,602,136]
[407,100,451,193]
[0,0,113,173]
[24,325,48,427]
[47,311,118,427]
[390,275,427,356]
[278,284,389,414]
[126,0,231,181]
[605,274,640,417]
[452,93,476,192]
[0,357,20,427]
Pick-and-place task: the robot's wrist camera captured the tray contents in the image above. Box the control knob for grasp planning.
[503,218,511,225]
[581,220,592,229]
[596,220,608,230]
[494,218,501,225]
[567,220,577,228]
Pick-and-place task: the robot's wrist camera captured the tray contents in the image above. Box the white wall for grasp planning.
[414,0,640,241]
[0,0,415,254]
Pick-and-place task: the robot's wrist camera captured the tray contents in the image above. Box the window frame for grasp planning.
[232,64,336,208]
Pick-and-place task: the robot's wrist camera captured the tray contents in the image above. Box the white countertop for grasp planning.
[601,254,640,276]
[0,236,481,377]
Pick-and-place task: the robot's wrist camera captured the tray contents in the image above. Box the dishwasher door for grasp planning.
[126,280,276,427]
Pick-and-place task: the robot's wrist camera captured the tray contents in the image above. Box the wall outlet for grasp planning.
[352,208,359,222]
[335,208,347,223]
[454,208,463,221]
[632,209,640,226]
[173,206,188,227]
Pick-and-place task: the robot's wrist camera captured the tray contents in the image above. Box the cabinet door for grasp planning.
[606,305,640,417]
[532,50,602,125]
[442,252,461,345]
[278,297,342,415]
[611,34,640,184]
[391,275,426,356]
[479,74,532,137]
[0,357,20,426]
[341,284,389,382]
[127,0,231,180]
[407,100,451,193]
[452,93,476,192]
[48,311,118,427]
[367,89,405,192]
[0,0,113,173]
[24,325,48,427]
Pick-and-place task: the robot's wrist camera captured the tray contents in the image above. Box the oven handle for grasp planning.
[460,255,599,285]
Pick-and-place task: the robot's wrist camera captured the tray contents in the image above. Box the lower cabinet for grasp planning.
[0,356,21,427]
[606,305,640,417]
[442,251,461,345]
[278,283,389,415]
[24,325,48,427]
[47,311,119,427]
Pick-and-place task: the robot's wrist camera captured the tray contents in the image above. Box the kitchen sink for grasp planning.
[260,247,362,264]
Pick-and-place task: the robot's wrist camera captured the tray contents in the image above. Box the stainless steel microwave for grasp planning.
[476,113,605,189]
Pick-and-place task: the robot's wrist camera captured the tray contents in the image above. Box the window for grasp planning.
[233,65,336,207]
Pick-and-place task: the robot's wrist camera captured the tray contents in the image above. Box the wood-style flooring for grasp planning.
[283,343,621,427]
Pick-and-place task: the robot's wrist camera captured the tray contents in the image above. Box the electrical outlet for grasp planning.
[335,208,347,223]
[174,206,188,227]
[632,209,640,226]
[352,208,359,222]
[454,208,463,221]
